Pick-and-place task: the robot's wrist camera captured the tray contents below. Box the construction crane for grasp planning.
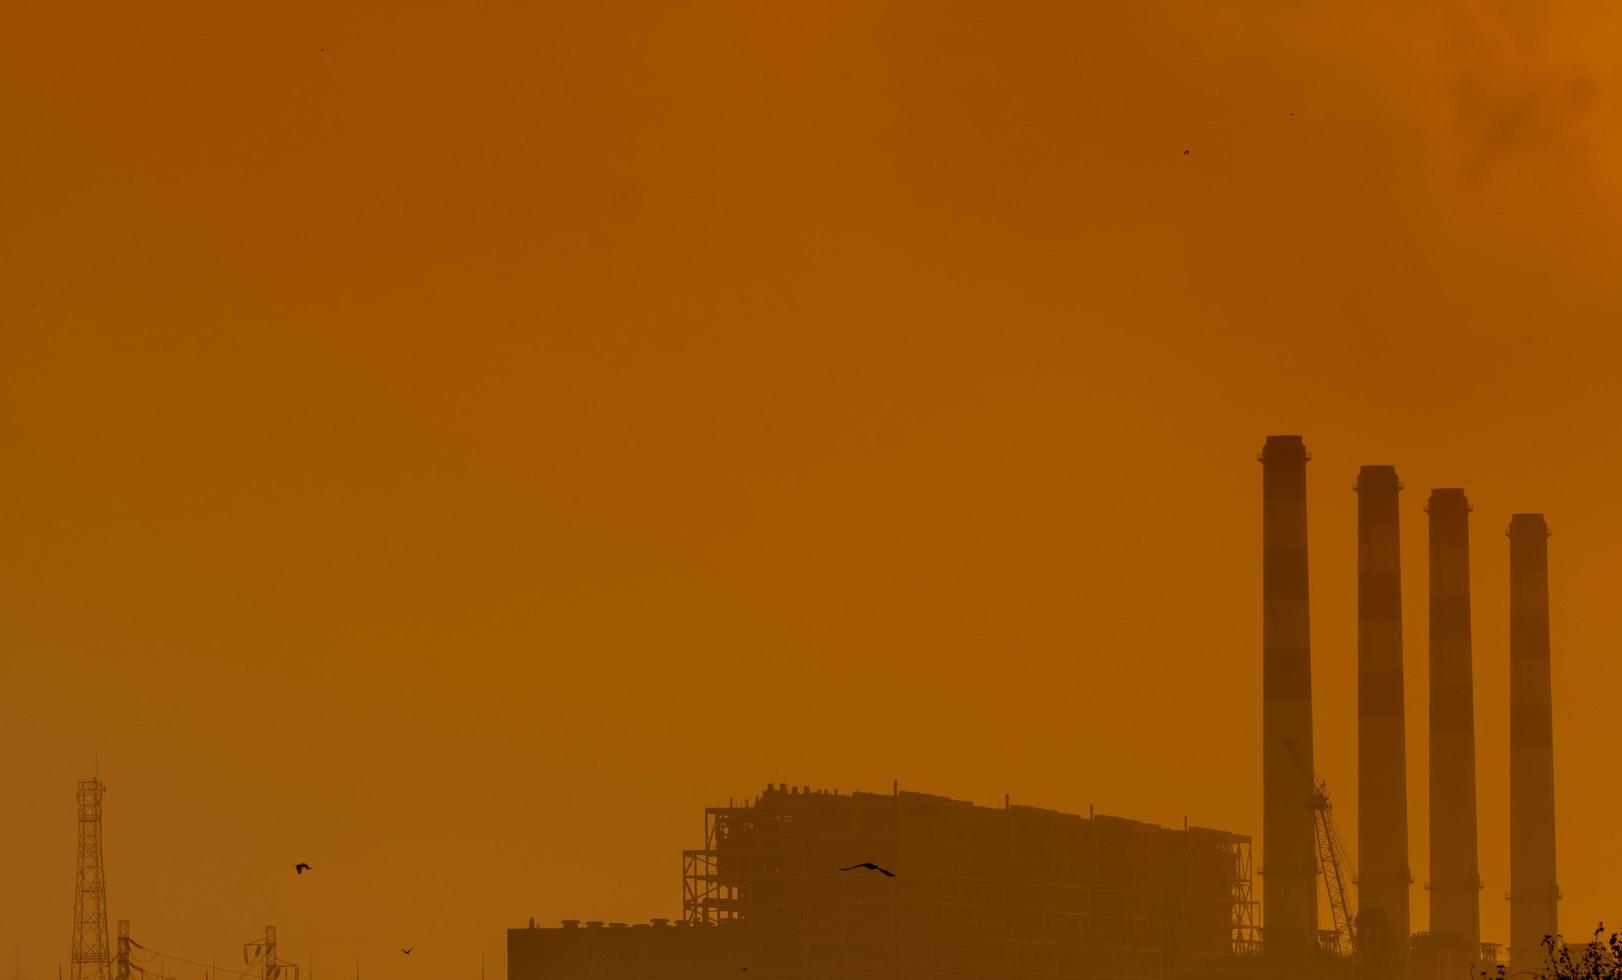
[1283,739,1357,957]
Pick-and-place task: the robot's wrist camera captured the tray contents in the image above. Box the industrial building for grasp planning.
[510,435,1559,980]
[511,784,1258,979]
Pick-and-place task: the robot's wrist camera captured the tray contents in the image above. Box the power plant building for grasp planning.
[509,436,1561,980]
[510,784,1258,980]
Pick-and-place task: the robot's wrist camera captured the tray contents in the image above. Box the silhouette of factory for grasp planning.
[509,436,1560,980]
[513,784,1256,979]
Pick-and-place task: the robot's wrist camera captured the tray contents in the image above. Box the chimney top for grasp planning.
[1354,465,1402,493]
[1259,435,1310,464]
[1426,488,1471,513]
[1507,513,1551,538]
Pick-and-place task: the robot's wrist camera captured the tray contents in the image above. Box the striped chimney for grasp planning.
[1427,489,1481,955]
[1507,514,1558,973]
[1260,435,1319,958]
[1355,465,1411,967]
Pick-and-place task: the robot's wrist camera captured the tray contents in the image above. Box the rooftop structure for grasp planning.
[512,783,1257,980]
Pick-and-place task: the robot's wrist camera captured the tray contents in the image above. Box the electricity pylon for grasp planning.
[72,780,112,980]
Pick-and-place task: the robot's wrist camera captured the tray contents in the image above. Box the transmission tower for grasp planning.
[72,780,112,980]
[114,923,129,980]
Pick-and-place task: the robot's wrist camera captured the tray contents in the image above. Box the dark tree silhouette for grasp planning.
[1476,926,1622,980]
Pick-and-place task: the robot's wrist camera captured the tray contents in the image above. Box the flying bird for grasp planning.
[294,863,311,875]
[839,863,896,877]
[401,949,413,956]
[1183,149,1190,155]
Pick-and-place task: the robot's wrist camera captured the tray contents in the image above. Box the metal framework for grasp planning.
[73,779,112,980]
[1309,785,1356,957]
[243,926,299,980]
[1227,838,1262,957]
[677,785,1256,979]
[114,921,130,980]
[1284,740,1357,957]
[114,922,297,980]
[682,808,741,924]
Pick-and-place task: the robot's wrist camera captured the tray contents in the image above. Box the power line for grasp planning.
[124,944,261,980]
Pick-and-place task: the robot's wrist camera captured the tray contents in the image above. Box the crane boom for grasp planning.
[1282,739,1357,956]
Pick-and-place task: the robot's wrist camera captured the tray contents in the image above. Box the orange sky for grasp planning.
[4,2,1622,977]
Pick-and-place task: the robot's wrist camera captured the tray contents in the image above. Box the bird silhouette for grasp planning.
[401,949,413,956]
[294,863,311,875]
[839,863,896,877]
[1183,149,1190,155]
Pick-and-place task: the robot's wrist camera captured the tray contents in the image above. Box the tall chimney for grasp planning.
[1260,435,1318,958]
[1427,489,1481,956]
[1507,514,1558,973]
[1355,465,1411,966]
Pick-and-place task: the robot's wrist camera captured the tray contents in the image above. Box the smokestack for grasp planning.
[1507,514,1558,972]
[1427,489,1481,956]
[1356,465,1411,965]
[1259,435,1318,958]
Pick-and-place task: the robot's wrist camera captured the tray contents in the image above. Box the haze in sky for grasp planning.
[4,2,1621,978]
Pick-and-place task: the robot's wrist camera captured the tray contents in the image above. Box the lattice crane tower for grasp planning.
[72,779,112,980]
